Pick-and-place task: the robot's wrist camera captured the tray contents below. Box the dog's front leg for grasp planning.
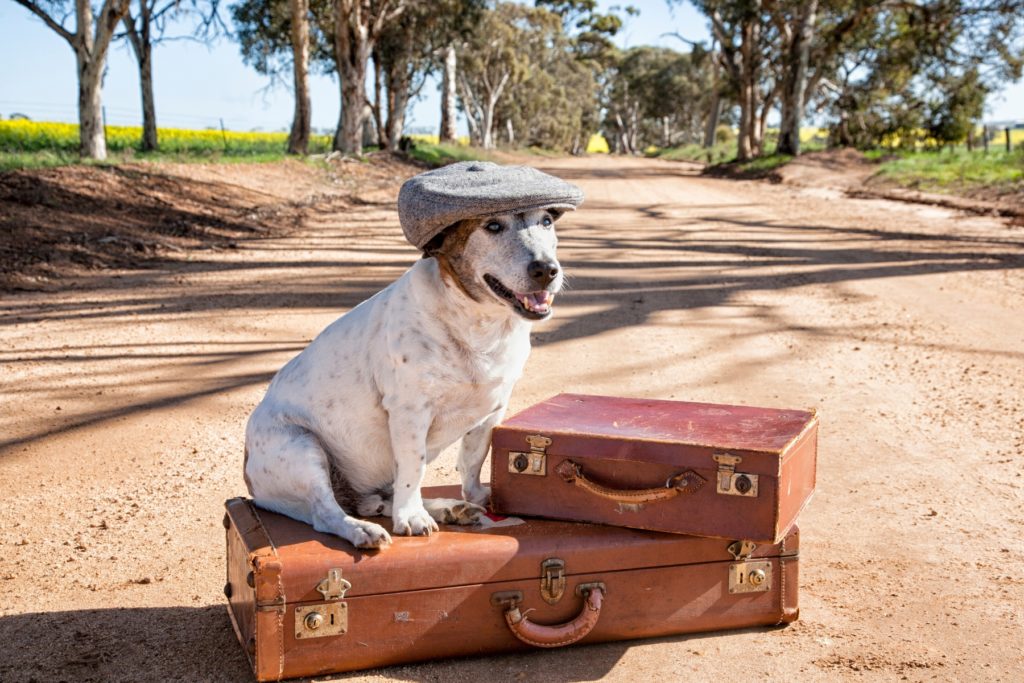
[458,410,504,506]
[388,413,440,536]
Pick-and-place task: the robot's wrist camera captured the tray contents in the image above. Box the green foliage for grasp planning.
[403,141,494,167]
[496,6,599,151]
[824,1,1024,149]
[652,140,736,165]
[603,45,713,153]
[872,148,1024,192]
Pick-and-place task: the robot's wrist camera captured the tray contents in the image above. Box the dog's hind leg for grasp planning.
[246,424,392,549]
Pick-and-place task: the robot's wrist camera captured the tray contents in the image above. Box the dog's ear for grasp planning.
[422,219,475,259]
[421,223,458,258]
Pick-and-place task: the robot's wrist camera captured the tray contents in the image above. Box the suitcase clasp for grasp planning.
[727,540,772,594]
[713,453,759,497]
[508,435,551,476]
[540,558,567,604]
[316,568,352,601]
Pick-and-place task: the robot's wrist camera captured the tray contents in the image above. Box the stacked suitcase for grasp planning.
[224,393,818,681]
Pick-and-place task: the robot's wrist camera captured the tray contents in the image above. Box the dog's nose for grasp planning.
[527,260,560,287]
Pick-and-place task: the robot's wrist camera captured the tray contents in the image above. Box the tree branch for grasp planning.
[13,0,75,45]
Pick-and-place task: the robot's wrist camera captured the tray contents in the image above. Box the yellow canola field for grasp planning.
[0,120,333,154]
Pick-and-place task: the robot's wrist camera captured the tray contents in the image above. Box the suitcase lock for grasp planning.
[294,568,350,640]
[540,558,567,604]
[727,540,772,594]
[508,435,551,476]
[713,454,759,497]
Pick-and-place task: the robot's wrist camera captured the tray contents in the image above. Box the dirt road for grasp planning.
[2,155,1022,681]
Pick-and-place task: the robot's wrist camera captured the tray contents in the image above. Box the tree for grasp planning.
[457,2,532,149]
[233,0,334,152]
[496,7,598,152]
[119,0,225,152]
[373,0,483,151]
[603,45,711,153]
[773,0,818,156]
[331,0,407,154]
[14,0,132,159]
[287,0,311,153]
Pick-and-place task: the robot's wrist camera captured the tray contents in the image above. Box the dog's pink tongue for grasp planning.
[523,291,552,314]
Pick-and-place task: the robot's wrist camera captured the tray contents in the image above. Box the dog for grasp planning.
[244,208,564,548]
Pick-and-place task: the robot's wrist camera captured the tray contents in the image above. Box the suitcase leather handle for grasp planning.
[500,584,605,648]
[555,459,704,504]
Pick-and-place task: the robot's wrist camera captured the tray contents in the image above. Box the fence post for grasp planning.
[966,127,973,152]
[1006,127,1012,153]
[982,126,989,154]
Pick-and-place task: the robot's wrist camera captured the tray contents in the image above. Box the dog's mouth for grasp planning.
[483,274,554,319]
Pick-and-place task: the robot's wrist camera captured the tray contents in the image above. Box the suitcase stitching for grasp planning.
[775,534,787,626]
[246,502,287,681]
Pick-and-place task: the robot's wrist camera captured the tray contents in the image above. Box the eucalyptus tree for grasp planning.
[12,0,132,159]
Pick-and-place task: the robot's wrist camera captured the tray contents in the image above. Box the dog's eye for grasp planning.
[542,216,553,227]
[485,221,503,233]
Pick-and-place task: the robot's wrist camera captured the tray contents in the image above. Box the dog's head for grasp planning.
[423,208,564,320]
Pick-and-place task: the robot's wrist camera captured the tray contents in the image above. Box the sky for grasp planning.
[1,0,1022,135]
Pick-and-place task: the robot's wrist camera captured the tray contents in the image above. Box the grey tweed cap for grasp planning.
[397,161,584,249]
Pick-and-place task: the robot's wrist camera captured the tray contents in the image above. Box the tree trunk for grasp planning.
[385,65,410,151]
[777,0,818,156]
[704,90,721,148]
[332,3,374,155]
[123,2,157,151]
[439,45,457,142]
[287,0,311,154]
[77,56,106,159]
[482,98,496,150]
[137,41,157,151]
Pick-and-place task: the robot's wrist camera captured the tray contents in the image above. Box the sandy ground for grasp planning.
[1,154,1023,681]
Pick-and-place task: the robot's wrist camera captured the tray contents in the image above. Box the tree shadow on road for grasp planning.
[0,604,778,682]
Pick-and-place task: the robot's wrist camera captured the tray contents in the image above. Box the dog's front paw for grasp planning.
[462,484,491,507]
[348,519,392,549]
[393,507,440,536]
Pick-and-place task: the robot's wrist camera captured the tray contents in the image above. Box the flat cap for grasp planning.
[398,161,584,249]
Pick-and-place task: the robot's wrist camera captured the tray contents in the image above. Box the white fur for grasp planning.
[244,209,562,548]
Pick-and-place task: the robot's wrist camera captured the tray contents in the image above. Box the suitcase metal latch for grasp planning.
[713,454,759,497]
[727,540,772,594]
[540,558,567,604]
[508,435,551,476]
[316,568,352,601]
[296,569,352,640]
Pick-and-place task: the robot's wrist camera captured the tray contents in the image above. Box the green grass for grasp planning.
[651,141,736,165]
[734,153,793,174]
[0,149,301,172]
[872,148,1024,193]
[404,141,495,166]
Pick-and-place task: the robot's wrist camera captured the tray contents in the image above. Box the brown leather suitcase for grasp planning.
[490,394,817,543]
[224,489,799,681]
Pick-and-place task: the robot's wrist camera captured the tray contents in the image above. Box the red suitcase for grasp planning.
[490,393,818,543]
[224,489,799,681]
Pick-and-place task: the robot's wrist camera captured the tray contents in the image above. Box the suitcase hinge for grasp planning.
[713,453,759,497]
[540,558,567,604]
[727,540,772,594]
[508,435,551,476]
